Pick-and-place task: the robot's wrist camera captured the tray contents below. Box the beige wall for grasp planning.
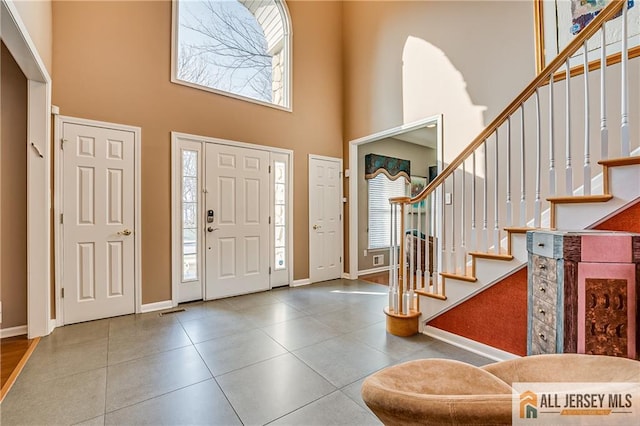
[12,0,53,75]
[1,42,28,329]
[342,0,536,270]
[52,0,343,303]
[342,1,535,149]
[357,138,434,272]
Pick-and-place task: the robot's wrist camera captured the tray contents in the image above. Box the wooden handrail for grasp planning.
[392,0,627,207]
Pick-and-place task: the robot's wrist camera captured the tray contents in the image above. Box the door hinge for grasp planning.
[340,256,342,263]
[268,165,272,173]
[61,288,65,298]
[269,267,272,274]
[61,138,66,150]
[268,216,271,224]
[60,213,64,224]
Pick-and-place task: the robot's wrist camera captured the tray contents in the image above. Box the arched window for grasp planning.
[172,0,291,110]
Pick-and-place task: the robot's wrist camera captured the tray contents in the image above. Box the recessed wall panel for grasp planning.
[107,242,123,296]
[107,168,123,224]
[316,233,325,270]
[78,136,95,157]
[219,177,236,225]
[77,243,95,300]
[107,139,124,160]
[218,238,236,278]
[326,231,336,267]
[244,236,260,274]
[316,185,325,222]
[244,156,260,171]
[78,167,95,225]
[245,178,260,224]
[218,153,236,168]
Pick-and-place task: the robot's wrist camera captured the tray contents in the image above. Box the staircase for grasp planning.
[384,0,640,337]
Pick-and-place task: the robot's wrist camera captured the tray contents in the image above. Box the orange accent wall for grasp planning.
[428,202,640,357]
[594,202,640,232]
[427,268,528,356]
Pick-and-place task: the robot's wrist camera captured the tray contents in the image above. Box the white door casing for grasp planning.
[309,155,343,283]
[59,120,138,324]
[2,0,53,338]
[205,143,270,299]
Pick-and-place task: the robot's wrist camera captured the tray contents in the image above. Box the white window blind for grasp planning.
[368,174,407,250]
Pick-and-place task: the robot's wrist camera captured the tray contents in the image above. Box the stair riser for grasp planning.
[421,159,640,322]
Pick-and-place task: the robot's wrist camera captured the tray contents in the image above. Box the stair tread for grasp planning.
[547,194,613,203]
[598,156,640,167]
[469,252,514,261]
[415,289,447,300]
[504,227,537,234]
[440,271,477,282]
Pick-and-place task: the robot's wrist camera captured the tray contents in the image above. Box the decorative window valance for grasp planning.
[365,153,410,182]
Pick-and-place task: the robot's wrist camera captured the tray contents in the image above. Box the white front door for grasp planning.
[204,143,270,299]
[309,156,343,283]
[62,122,136,324]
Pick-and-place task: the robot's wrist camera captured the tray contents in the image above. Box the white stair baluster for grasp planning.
[621,0,630,157]
[583,42,591,195]
[535,89,542,227]
[450,171,457,273]
[494,132,500,254]
[566,58,573,194]
[471,151,477,252]
[520,105,526,227]
[482,141,488,252]
[409,204,415,296]
[388,203,396,312]
[600,24,609,160]
[461,161,467,271]
[416,198,422,291]
[506,117,512,226]
[549,72,556,196]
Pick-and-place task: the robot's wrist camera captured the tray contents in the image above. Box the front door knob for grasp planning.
[313,224,322,230]
[117,229,132,236]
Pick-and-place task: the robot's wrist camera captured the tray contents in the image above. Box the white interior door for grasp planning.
[309,156,343,283]
[62,122,135,324]
[205,143,270,299]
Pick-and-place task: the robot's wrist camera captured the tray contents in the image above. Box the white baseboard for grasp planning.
[358,266,390,276]
[141,300,174,313]
[342,272,353,280]
[291,278,311,287]
[1,325,28,338]
[423,326,520,362]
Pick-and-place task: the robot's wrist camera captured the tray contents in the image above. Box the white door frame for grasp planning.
[308,154,344,282]
[171,131,294,306]
[54,116,143,325]
[347,115,443,280]
[1,0,52,338]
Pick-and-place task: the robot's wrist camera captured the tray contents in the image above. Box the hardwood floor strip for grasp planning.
[0,336,40,403]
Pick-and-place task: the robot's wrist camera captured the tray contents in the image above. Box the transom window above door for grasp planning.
[172,0,292,110]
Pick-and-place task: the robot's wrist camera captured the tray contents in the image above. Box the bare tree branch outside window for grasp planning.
[177,0,273,103]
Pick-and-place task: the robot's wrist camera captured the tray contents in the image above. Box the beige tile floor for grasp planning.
[1,279,492,425]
